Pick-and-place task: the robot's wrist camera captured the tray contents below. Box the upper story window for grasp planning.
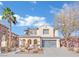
[43,29,49,34]
[33,30,37,35]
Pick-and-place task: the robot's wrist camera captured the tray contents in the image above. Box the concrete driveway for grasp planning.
[0,48,79,57]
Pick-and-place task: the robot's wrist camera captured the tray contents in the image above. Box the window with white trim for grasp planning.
[43,29,49,34]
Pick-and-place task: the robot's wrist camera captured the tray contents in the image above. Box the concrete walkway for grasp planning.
[0,48,79,57]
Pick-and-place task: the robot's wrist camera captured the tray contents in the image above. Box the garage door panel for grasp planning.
[42,40,56,48]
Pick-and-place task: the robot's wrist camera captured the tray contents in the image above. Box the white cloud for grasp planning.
[29,1,37,11]
[0,15,2,20]
[14,14,48,27]
[63,3,68,8]
[0,2,3,6]
[49,4,69,14]
[49,6,60,14]
[34,21,49,27]
[31,1,37,4]
[0,14,49,27]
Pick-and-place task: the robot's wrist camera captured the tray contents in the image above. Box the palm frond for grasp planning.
[6,7,11,11]
[2,15,7,20]
[12,16,17,24]
[2,7,17,24]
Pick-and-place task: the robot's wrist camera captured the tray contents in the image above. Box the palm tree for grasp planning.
[2,7,17,51]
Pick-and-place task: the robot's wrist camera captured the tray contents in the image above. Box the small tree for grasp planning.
[55,3,79,40]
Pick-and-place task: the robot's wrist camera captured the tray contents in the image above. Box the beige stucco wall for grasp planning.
[56,39,60,48]
[38,25,54,37]
[19,37,41,47]
[55,30,59,37]
[24,25,59,38]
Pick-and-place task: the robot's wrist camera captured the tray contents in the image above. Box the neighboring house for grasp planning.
[0,23,9,48]
[0,23,19,51]
[19,24,60,48]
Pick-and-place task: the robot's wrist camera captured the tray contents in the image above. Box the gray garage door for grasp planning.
[42,40,56,48]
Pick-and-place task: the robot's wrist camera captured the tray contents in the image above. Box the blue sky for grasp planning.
[0,1,74,35]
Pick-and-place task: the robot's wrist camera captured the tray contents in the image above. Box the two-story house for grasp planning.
[19,24,60,48]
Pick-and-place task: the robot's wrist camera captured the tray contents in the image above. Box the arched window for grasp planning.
[23,39,26,42]
[28,39,31,44]
[34,39,38,44]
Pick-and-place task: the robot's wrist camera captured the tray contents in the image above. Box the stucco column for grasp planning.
[53,29,55,37]
[56,39,60,48]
